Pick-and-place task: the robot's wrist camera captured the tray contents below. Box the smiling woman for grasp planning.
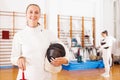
[26,4,41,28]
[10,4,69,80]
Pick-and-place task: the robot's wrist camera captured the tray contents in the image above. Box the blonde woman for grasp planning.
[11,4,69,80]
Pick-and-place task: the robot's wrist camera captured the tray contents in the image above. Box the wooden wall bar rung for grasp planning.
[60,17,82,20]
[0,14,25,17]
[0,53,11,55]
[0,60,11,62]
[0,28,21,30]
[0,11,24,14]
[0,57,10,59]
[60,15,93,21]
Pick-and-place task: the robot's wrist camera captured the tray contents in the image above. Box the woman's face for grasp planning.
[26,5,40,27]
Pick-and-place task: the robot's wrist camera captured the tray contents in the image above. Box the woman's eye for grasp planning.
[28,10,39,14]
[30,11,33,14]
[35,11,39,14]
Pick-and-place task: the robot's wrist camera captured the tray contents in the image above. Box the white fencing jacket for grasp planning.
[11,25,69,80]
[100,36,113,57]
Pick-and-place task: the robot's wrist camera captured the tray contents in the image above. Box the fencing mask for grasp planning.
[45,43,66,73]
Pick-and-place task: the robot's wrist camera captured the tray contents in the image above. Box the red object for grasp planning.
[22,71,25,80]
[2,30,9,39]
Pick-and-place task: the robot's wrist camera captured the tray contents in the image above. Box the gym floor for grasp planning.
[0,64,120,80]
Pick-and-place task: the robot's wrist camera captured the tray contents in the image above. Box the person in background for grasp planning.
[99,30,114,77]
[109,36,116,66]
[11,4,69,80]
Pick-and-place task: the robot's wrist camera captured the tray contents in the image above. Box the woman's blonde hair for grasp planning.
[26,4,41,13]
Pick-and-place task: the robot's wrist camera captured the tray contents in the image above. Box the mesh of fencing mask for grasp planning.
[45,43,66,73]
[46,43,66,62]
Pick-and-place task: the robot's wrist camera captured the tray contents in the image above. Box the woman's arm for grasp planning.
[51,57,68,67]
[11,33,26,70]
[48,31,70,67]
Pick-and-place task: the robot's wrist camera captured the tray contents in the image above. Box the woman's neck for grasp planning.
[27,23,38,28]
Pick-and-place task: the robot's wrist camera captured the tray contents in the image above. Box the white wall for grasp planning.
[114,0,120,39]
[45,0,58,37]
[0,0,45,13]
[114,0,120,48]
[57,0,95,17]
[103,0,114,36]
[0,0,115,46]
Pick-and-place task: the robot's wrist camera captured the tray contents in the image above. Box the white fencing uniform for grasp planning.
[11,25,69,80]
[100,36,113,76]
[109,36,116,66]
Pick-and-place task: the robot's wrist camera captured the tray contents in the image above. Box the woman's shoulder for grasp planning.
[43,29,53,34]
[13,29,26,37]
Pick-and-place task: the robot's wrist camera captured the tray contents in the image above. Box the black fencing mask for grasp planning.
[46,43,66,62]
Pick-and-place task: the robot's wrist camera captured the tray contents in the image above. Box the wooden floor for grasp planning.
[0,65,120,80]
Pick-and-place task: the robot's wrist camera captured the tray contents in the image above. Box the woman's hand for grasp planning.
[17,57,26,71]
[51,57,68,67]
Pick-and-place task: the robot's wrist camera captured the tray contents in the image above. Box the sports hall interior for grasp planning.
[0,0,120,80]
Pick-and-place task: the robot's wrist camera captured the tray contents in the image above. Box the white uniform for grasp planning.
[109,36,116,54]
[100,36,113,75]
[11,25,69,80]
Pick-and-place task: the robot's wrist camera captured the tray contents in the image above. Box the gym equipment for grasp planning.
[62,60,104,71]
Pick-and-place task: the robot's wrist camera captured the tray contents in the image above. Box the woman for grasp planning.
[11,4,69,80]
[100,30,113,77]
